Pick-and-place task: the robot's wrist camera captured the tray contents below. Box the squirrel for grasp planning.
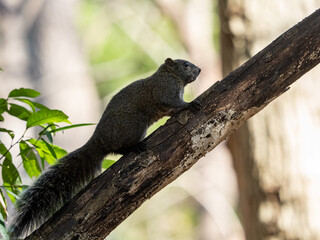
[8,58,201,239]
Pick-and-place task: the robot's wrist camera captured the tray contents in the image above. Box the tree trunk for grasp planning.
[26,10,320,240]
[220,1,320,239]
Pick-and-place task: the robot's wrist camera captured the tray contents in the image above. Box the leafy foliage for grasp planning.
[0,88,96,234]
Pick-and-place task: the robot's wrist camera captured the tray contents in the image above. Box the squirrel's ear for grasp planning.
[165,58,175,66]
[165,58,175,70]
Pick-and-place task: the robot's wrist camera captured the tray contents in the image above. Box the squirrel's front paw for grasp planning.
[189,100,202,112]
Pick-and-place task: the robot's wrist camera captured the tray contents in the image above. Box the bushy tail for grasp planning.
[8,147,103,239]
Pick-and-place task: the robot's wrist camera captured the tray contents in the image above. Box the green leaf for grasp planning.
[14,98,35,112]
[0,98,7,112]
[8,88,40,98]
[0,209,9,240]
[0,142,11,161]
[14,98,49,112]
[0,190,8,222]
[102,159,116,170]
[1,188,20,200]
[41,138,57,159]
[33,101,50,110]
[0,128,14,139]
[38,123,58,138]
[8,103,31,121]
[49,123,96,133]
[27,109,71,129]
[0,99,8,122]
[19,141,41,178]
[36,147,55,167]
[45,131,54,144]
[0,68,3,71]
[2,158,22,202]
[28,139,67,166]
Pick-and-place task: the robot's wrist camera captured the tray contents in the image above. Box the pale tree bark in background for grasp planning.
[0,0,100,152]
[219,0,320,239]
[0,1,34,168]
[156,1,245,239]
[24,0,100,151]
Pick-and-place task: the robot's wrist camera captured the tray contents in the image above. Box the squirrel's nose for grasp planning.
[197,67,201,73]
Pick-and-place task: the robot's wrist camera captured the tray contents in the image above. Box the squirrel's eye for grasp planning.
[184,62,189,67]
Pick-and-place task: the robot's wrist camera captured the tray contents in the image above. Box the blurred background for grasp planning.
[1,0,320,239]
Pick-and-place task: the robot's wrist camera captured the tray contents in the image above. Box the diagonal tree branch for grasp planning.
[26,9,320,240]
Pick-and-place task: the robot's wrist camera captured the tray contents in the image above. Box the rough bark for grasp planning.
[26,9,320,240]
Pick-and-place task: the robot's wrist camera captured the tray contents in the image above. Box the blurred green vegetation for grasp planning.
[109,186,200,240]
[76,0,186,98]
[76,0,196,137]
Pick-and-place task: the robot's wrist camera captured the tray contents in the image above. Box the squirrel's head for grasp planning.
[164,58,201,85]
